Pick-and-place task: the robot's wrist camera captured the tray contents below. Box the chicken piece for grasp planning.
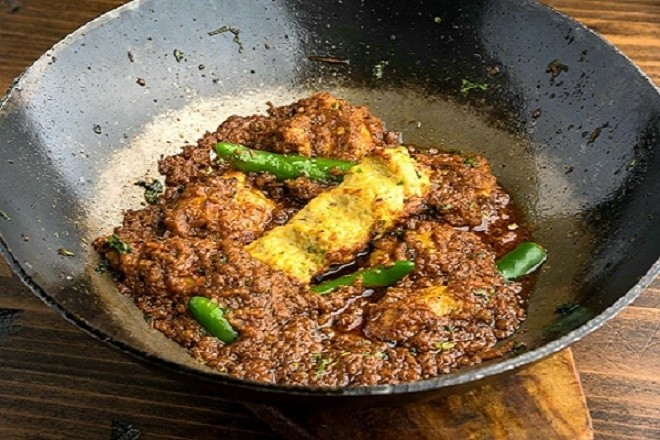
[163,172,275,243]
[245,147,430,283]
[363,286,460,344]
[413,152,497,227]
[369,221,504,287]
[365,221,525,346]
[213,92,399,161]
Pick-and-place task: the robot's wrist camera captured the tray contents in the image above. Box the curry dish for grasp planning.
[94,93,544,387]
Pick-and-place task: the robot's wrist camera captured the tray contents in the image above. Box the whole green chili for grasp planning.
[188,296,238,344]
[311,260,415,295]
[215,142,355,182]
[496,242,547,281]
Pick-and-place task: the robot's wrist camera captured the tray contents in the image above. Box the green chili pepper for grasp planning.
[311,260,415,295]
[188,296,238,344]
[496,242,547,281]
[215,142,355,182]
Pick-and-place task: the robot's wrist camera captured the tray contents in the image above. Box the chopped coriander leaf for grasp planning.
[135,179,164,205]
[316,359,331,375]
[546,59,569,78]
[207,26,244,53]
[463,156,480,168]
[107,234,132,254]
[460,79,489,94]
[173,49,185,62]
[373,60,389,79]
[314,356,337,378]
[0,209,10,221]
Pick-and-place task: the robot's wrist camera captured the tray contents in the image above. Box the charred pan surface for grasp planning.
[94,93,530,387]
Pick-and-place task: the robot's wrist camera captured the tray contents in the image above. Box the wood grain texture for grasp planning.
[0,258,11,278]
[251,350,592,440]
[0,272,279,440]
[0,0,658,439]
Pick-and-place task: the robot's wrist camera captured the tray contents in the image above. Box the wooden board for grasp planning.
[247,349,592,440]
[0,1,659,439]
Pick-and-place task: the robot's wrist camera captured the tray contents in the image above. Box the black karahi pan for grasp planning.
[0,0,658,406]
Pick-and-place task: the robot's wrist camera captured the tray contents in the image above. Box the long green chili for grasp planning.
[215,142,355,182]
[496,242,547,281]
[311,260,415,295]
[188,296,238,344]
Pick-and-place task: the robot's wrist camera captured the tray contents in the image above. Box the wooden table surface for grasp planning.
[0,1,658,439]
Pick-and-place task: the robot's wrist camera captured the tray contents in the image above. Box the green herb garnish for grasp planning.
[315,357,336,378]
[0,209,10,221]
[173,49,185,62]
[546,59,569,78]
[460,79,489,94]
[464,156,480,168]
[107,234,132,254]
[208,26,244,53]
[373,60,389,79]
[135,179,164,205]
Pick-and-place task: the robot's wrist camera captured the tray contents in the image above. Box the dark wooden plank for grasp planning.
[0,0,131,91]
[1,248,278,435]
[251,349,592,440]
[571,306,660,439]
[0,300,280,439]
[543,0,660,82]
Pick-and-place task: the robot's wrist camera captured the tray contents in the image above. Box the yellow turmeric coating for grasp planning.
[245,147,430,282]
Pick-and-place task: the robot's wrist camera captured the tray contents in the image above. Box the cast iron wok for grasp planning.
[0,0,658,406]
